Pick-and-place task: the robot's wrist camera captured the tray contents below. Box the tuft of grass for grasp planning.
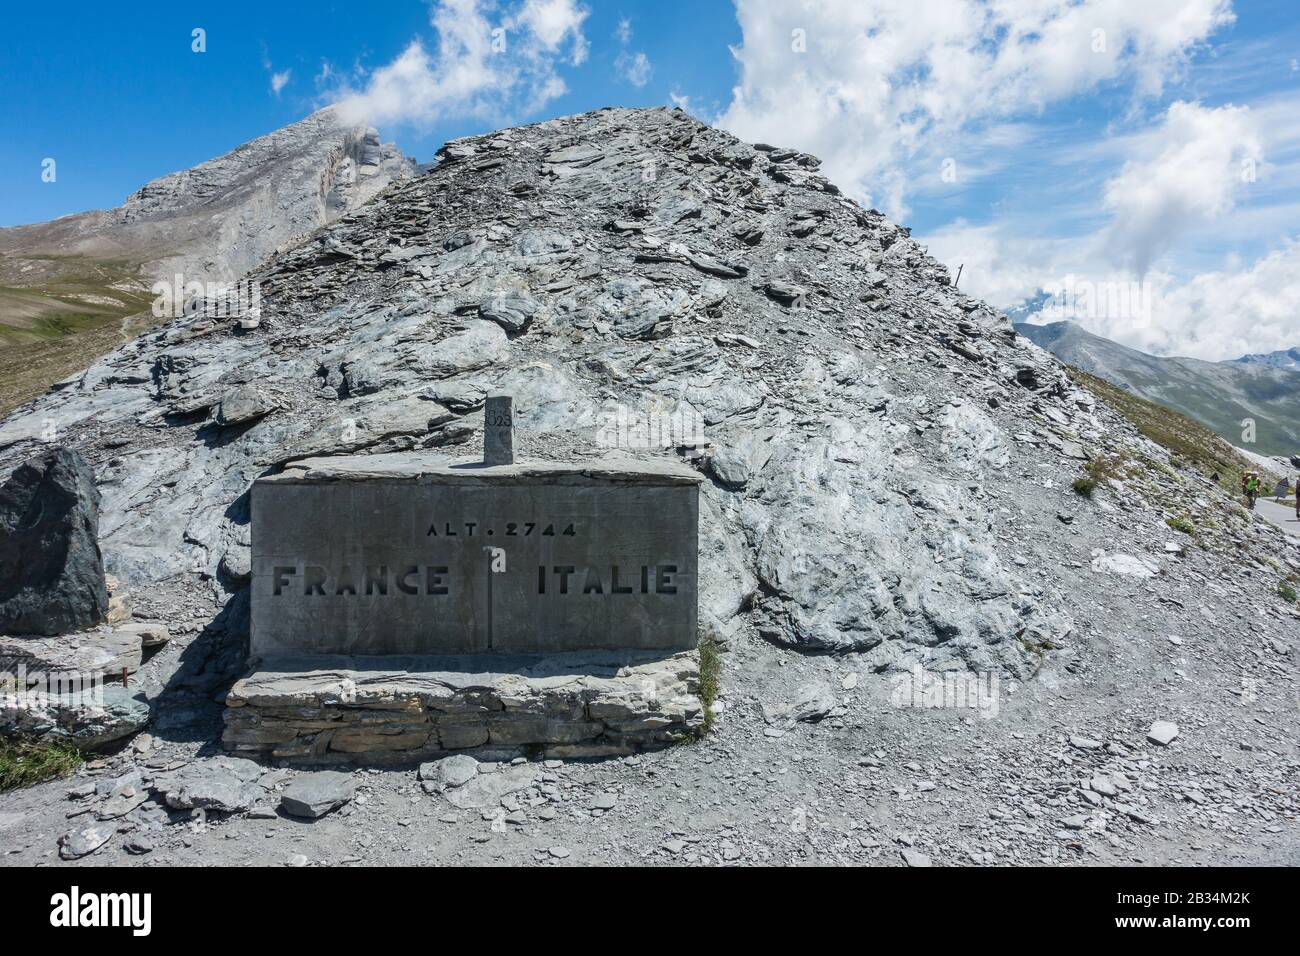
[1166,515,1196,535]
[1073,452,1126,498]
[1280,582,1298,604]
[696,629,722,736]
[0,738,84,792]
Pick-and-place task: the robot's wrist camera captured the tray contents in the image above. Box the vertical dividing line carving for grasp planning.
[486,549,494,651]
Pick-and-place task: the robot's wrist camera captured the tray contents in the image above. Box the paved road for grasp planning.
[1256,496,1300,539]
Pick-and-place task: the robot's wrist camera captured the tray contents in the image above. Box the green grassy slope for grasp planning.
[1069,368,1282,493]
[0,256,156,416]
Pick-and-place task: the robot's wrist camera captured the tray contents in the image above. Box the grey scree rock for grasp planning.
[1147,720,1179,746]
[0,446,108,636]
[154,757,268,814]
[214,385,278,427]
[443,764,540,810]
[58,822,115,860]
[280,771,355,818]
[419,754,480,793]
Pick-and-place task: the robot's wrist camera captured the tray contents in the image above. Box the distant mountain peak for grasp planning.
[1,107,414,285]
[1015,321,1300,456]
[1229,346,1300,372]
[0,109,414,412]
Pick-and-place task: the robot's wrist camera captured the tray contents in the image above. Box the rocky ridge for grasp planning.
[0,108,414,417]
[3,106,1090,677]
[1017,320,1300,458]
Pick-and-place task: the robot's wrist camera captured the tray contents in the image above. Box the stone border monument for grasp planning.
[224,401,705,764]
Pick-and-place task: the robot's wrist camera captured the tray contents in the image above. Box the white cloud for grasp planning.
[509,0,589,63]
[927,217,1300,362]
[612,14,651,88]
[617,50,652,87]
[718,0,1234,218]
[925,221,1071,311]
[330,0,588,128]
[1101,101,1261,276]
[260,45,292,99]
[923,96,1299,360]
[1148,241,1300,359]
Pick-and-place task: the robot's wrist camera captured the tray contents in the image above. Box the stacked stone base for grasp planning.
[223,650,702,765]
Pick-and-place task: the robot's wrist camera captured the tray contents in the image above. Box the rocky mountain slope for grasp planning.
[0,107,413,415]
[2,107,1297,867]
[1016,320,1300,457]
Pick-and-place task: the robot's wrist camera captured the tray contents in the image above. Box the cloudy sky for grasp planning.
[3,0,1297,360]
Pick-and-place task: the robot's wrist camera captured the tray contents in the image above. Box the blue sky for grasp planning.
[2,1,1298,360]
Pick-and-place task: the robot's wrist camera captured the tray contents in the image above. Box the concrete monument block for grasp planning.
[249,453,701,657]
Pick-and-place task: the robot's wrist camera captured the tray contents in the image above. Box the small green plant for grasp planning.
[1073,453,1127,498]
[697,629,722,736]
[0,738,83,792]
[1166,515,1196,535]
[1280,582,1297,604]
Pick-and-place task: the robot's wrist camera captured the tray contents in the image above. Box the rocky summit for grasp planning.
[1,106,1074,674]
[0,106,413,289]
[1,107,1298,868]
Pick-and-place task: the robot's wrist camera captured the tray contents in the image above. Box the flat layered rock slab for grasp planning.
[0,684,149,750]
[280,771,355,818]
[0,627,143,676]
[271,452,703,486]
[223,650,702,765]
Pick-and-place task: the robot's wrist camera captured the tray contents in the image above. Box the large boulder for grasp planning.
[0,447,108,636]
